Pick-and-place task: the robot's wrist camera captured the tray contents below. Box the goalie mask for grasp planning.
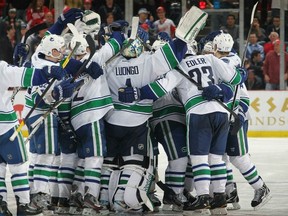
[69,34,89,56]
[39,34,65,60]
[213,33,234,52]
[122,38,144,58]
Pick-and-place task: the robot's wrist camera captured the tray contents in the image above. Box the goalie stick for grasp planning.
[229,1,259,122]
[9,40,81,141]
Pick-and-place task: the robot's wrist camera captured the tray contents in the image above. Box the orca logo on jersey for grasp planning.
[186,58,207,67]
[115,66,139,76]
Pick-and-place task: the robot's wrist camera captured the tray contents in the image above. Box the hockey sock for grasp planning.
[0,163,7,202]
[209,153,227,193]
[99,157,114,205]
[58,153,77,198]
[230,154,263,190]
[28,153,37,188]
[190,155,210,195]
[223,153,234,185]
[49,155,60,198]
[165,157,188,194]
[9,162,30,204]
[72,158,85,195]
[184,161,194,192]
[84,156,103,198]
[31,154,54,194]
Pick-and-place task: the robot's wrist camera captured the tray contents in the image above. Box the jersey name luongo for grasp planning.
[115,66,139,76]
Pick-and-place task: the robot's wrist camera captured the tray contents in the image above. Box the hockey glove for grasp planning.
[202,84,224,101]
[13,43,29,66]
[236,66,248,84]
[52,78,83,101]
[118,78,140,103]
[85,61,103,79]
[157,32,172,43]
[42,65,67,81]
[229,111,245,134]
[58,8,83,26]
[137,27,149,43]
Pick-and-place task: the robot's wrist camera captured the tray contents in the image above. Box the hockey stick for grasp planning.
[174,66,242,135]
[229,1,259,121]
[9,41,81,141]
[102,16,139,68]
[29,34,96,131]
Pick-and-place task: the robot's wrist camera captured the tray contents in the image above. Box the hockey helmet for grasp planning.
[122,38,144,58]
[212,33,234,52]
[202,41,214,54]
[39,34,65,59]
[69,34,89,56]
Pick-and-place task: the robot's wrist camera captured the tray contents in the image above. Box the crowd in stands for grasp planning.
[0,0,287,90]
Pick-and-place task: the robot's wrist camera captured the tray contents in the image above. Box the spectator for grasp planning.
[153,6,176,38]
[263,31,279,55]
[65,0,82,9]
[104,12,114,26]
[20,21,28,41]
[6,0,31,21]
[0,23,15,64]
[83,0,93,11]
[266,16,280,38]
[26,0,50,29]
[263,39,288,90]
[246,33,265,61]
[251,17,267,43]
[220,14,239,52]
[1,8,23,43]
[137,8,155,42]
[246,68,263,90]
[98,0,123,22]
[44,11,54,26]
[247,50,265,89]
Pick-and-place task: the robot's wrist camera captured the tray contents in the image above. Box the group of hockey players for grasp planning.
[0,5,272,216]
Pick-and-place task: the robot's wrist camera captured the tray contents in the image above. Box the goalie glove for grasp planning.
[118,78,140,103]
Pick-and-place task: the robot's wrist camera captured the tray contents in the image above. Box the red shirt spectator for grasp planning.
[26,0,50,29]
[263,31,279,55]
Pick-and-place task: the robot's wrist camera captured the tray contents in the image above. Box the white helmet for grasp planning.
[75,10,101,34]
[122,38,144,58]
[70,34,89,56]
[202,41,213,54]
[212,33,234,52]
[186,40,198,55]
[152,39,167,50]
[39,34,65,59]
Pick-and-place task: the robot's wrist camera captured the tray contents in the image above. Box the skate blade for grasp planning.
[183,209,211,216]
[82,207,110,215]
[54,206,70,214]
[172,204,183,212]
[69,206,83,215]
[42,210,56,216]
[227,202,241,210]
[161,204,172,211]
[210,207,228,215]
[253,193,272,211]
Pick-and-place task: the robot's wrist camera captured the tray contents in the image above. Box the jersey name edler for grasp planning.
[115,66,140,76]
[185,57,207,67]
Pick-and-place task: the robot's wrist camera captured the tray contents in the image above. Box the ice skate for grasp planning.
[69,192,84,215]
[82,193,109,215]
[55,197,70,214]
[251,183,272,210]
[172,193,187,212]
[209,193,227,215]
[183,194,211,216]
[226,183,241,210]
[147,191,161,212]
[30,192,53,215]
[16,196,43,216]
[0,196,12,216]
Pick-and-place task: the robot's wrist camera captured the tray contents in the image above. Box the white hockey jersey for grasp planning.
[104,43,181,127]
[0,61,40,135]
[70,41,117,130]
[141,54,242,116]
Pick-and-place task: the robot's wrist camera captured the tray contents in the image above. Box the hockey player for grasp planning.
[118,41,247,215]
[66,23,126,216]
[212,32,271,210]
[0,60,67,215]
